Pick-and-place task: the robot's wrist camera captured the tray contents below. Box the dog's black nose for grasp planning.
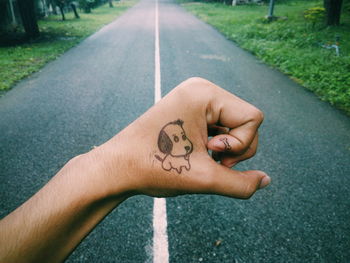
[185,146,190,152]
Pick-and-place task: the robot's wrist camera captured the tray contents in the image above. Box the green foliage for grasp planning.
[78,0,95,13]
[303,6,325,27]
[345,1,350,13]
[0,0,137,93]
[181,0,350,115]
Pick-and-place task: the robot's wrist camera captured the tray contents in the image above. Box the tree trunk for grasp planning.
[70,3,80,18]
[108,0,113,7]
[58,2,65,20]
[49,0,58,15]
[324,0,343,25]
[9,0,18,25]
[17,0,40,38]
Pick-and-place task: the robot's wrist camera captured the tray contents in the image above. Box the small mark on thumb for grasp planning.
[209,136,232,152]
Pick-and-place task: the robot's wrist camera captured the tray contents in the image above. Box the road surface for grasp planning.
[1,0,349,262]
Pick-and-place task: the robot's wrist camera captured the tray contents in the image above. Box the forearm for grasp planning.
[0,150,127,263]
[0,78,270,262]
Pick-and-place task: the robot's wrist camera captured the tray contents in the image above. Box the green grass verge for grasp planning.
[0,0,137,92]
[180,0,350,115]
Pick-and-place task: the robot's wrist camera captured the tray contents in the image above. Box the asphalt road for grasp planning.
[1,0,350,262]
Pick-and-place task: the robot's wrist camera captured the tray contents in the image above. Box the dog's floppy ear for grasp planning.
[158,130,173,154]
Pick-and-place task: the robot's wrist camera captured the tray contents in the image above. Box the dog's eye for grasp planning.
[173,135,179,142]
[182,135,186,141]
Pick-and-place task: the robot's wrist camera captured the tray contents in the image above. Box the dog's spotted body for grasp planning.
[155,119,193,174]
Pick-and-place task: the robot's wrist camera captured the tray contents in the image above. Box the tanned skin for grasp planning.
[0,78,270,263]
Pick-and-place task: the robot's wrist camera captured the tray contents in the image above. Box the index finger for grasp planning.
[207,87,264,154]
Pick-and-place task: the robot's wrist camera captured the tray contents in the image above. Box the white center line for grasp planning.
[152,0,169,262]
[153,198,169,263]
[154,0,161,104]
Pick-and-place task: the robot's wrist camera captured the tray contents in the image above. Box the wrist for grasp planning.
[81,134,142,200]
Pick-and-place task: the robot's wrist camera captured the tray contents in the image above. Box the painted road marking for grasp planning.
[152,0,170,262]
[153,198,169,263]
[154,0,161,104]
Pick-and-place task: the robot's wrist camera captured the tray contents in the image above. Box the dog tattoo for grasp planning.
[220,137,231,151]
[155,119,193,174]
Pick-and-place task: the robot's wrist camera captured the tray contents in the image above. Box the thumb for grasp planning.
[208,164,271,199]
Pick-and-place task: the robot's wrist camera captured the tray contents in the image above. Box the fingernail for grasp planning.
[259,175,271,189]
[211,139,225,151]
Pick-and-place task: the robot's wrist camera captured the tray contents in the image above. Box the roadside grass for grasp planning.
[0,0,137,93]
[180,0,350,115]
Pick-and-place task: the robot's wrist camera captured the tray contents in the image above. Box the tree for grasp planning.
[54,0,80,21]
[56,0,66,20]
[17,0,40,38]
[70,2,80,18]
[79,0,92,13]
[324,0,343,25]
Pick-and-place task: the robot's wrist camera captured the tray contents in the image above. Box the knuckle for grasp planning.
[186,76,210,84]
[248,146,257,157]
[252,108,264,123]
[246,107,264,127]
[176,77,217,105]
[182,77,216,92]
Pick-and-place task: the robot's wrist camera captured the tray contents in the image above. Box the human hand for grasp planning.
[92,77,270,199]
[0,77,271,263]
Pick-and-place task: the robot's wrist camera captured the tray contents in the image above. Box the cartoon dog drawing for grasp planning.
[155,119,193,174]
